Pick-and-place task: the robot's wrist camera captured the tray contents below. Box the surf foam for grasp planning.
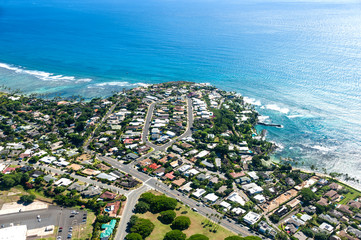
[0,62,92,83]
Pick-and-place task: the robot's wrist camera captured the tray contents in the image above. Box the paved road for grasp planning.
[141,97,194,153]
[115,184,150,240]
[141,101,157,144]
[84,100,119,149]
[99,156,254,238]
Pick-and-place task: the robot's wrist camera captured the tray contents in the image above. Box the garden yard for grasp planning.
[135,202,234,240]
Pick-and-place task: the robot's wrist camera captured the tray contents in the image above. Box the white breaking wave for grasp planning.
[0,62,92,83]
[88,81,150,88]
[311,145,335,153]
[265,104,290,114]
[287,114,304,119]
[243,96,261,106]
[258,115,270,122]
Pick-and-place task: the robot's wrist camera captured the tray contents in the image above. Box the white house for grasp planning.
[192,188,206,198]
[178,164,191,173]
[165,131,176,138]
[242,183,263,195]
[319,222,334,233]
[227,192,246,206]
[243,211,261,225]
[254,194,266,203]
[40,156,57,164]
[232,207,246,215]
[248,171,259,180]
[203,193,219,203]
[220,201,232,210]
[54,178,73,187]
[184,169,200,176]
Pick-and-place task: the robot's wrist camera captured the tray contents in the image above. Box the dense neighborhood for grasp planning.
[0,82,360,240]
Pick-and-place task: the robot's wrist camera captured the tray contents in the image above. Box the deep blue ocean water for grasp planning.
[1,0,361,185]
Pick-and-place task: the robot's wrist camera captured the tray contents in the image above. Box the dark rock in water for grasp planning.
[257,122,283,128]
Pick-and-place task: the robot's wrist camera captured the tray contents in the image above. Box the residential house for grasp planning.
[243,211,261,225]
[100,191,117,200]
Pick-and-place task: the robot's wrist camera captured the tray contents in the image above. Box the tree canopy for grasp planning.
[125,233,143,240]
[171,216,191,230]
[300,188,317,204]
[130,218,155,238]
[163,230,186,240]
[20,194,36,204]
[188,234,209,240]
[139,192,177,213]
[224,237,243,240]
[158,210,176,224]
[134,201,150,214]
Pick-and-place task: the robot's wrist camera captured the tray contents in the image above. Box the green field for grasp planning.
[135,203,234,240]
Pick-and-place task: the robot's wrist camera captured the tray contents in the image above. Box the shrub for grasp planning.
[20,194,36,204]
[130,218,155,238]
[163,230,186,240]
[125,233,143,240]
[134,201,150,213]
[224,237,243,240]
[171,216,191,230]
[188,234,209,240]
[158,210,176,224]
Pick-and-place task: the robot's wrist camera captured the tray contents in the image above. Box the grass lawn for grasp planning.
[72,211,96,240]
[0,186,27,208]
[26,188,54,204]
[339,185,361,205]
[136,203,234,240]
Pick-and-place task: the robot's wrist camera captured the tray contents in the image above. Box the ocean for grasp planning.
[1,0,361,186]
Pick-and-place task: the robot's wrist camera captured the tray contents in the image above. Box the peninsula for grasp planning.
[0,82,360,240]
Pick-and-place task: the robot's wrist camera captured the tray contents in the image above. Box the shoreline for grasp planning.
[1,84,361,192]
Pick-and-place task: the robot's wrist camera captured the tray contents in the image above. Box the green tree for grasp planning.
[139,192,155,203]
[275,232,288,240]
[158,210,176,224]
[134,201,150,214]
[128,215,139,228]
[130,218,155,238]
[1,175,16,189]
[20,194,36,204]
[188,234,209,240]
[163,230,186,240]
[300,188,316,204]
[224,237,243,240]
[314,233,328,240]
[171,216,191,230]
[125,233,143,240]
[269,214,280,224]
[301,228,314,238]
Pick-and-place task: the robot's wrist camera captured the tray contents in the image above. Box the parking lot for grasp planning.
[0,205,87,239]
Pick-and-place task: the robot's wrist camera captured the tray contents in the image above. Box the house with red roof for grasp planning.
[149,163,161,170]
[124,139,133,145]
[230,171,245,179]
[100,191,117,200]
[165,171,175,180]
[2,166,20,174]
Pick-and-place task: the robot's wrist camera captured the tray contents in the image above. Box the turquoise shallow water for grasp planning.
[1,0,361,185]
